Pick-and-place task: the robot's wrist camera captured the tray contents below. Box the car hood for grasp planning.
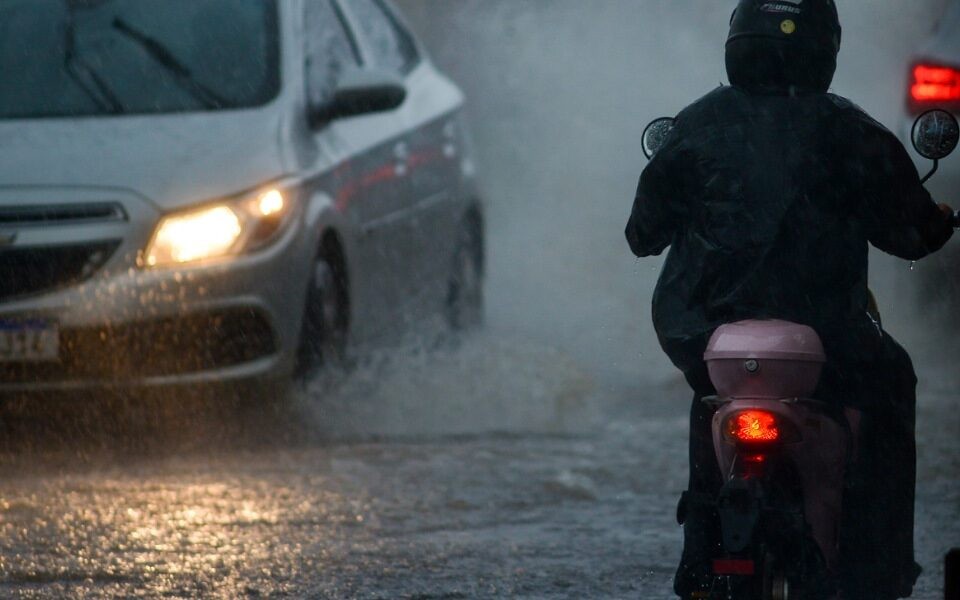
[0,109,288,210]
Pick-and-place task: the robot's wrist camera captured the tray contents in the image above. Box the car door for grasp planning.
[379,0,466,311]
[305,0,411,337]
[340,0,460,317]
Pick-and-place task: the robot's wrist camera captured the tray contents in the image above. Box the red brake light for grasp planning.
[713,559,755,576]
[728,410,780,443]
[910,64,960,107]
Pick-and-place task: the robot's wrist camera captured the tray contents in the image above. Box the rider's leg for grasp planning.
[838,333,922,599]
[674,366,723,598]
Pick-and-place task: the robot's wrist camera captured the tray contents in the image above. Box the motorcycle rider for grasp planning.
[625,0,955,598]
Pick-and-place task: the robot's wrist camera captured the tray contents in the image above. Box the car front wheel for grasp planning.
[296,250,348,377]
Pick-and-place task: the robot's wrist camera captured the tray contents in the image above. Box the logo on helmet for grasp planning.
[760,1,803,15]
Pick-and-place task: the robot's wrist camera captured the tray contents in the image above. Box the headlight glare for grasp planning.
[246,189,292,247]
[146,205,242,266]
[144,187,293,268]
[255,189,285,217]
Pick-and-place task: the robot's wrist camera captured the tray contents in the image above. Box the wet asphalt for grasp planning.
[0,331,956,599]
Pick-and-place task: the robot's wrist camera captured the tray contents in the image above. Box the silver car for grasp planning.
[0,0,485,392]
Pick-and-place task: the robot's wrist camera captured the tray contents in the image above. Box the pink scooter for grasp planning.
[640,109,960,600]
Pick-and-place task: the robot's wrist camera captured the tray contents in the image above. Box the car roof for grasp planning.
[943,0,960,24]
[921,1,960,63]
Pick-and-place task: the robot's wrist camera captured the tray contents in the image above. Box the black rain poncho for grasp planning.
[627,85,953,395]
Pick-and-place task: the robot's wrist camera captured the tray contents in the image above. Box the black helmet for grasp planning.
[726,0,842,93]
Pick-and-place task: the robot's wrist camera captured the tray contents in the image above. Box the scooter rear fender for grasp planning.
[711,397,852,571]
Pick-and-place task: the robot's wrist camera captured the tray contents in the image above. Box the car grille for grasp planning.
[0,241,121,302]
[0,308,277,384]
[0,203,127,226]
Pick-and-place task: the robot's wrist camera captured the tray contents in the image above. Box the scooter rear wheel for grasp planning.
[762,553,790,600]
[769,573,789,600]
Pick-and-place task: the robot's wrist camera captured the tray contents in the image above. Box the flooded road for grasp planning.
[0,332,957,599]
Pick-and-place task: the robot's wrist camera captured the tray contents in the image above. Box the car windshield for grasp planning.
[0,0,279,119]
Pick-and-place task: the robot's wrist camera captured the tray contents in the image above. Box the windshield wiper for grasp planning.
[63,10,125,114]
[111,18,229,110]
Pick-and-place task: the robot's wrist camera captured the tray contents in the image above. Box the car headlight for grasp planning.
[144,187,294,268]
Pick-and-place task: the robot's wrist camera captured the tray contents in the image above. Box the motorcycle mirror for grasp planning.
[911,109,959,161]
[642,117,676,160]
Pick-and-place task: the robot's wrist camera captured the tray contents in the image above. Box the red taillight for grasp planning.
[728,410,780,443]
[713,559,755,575]
[910,64,960,107]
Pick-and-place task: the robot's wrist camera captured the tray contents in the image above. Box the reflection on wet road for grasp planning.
[0,333,956,599]
[0,436,676,598]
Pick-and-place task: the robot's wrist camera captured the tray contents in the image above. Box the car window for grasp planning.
[347,0,419,75]
[0,0,279,119]
[304,0,361,110]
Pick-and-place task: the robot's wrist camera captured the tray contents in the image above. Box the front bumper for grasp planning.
[0,198,313,392]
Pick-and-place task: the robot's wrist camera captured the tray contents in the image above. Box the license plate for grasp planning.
[0,319,59,362]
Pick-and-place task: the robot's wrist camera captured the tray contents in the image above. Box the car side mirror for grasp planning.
[912,109,959,183]
[642,117,676,160]
[309,68,407,128]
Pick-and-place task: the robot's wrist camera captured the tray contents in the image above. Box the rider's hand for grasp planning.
[940,204,959,230]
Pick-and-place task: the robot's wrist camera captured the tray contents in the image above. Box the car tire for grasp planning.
[296,249,348,377]
[446,218,484,331]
